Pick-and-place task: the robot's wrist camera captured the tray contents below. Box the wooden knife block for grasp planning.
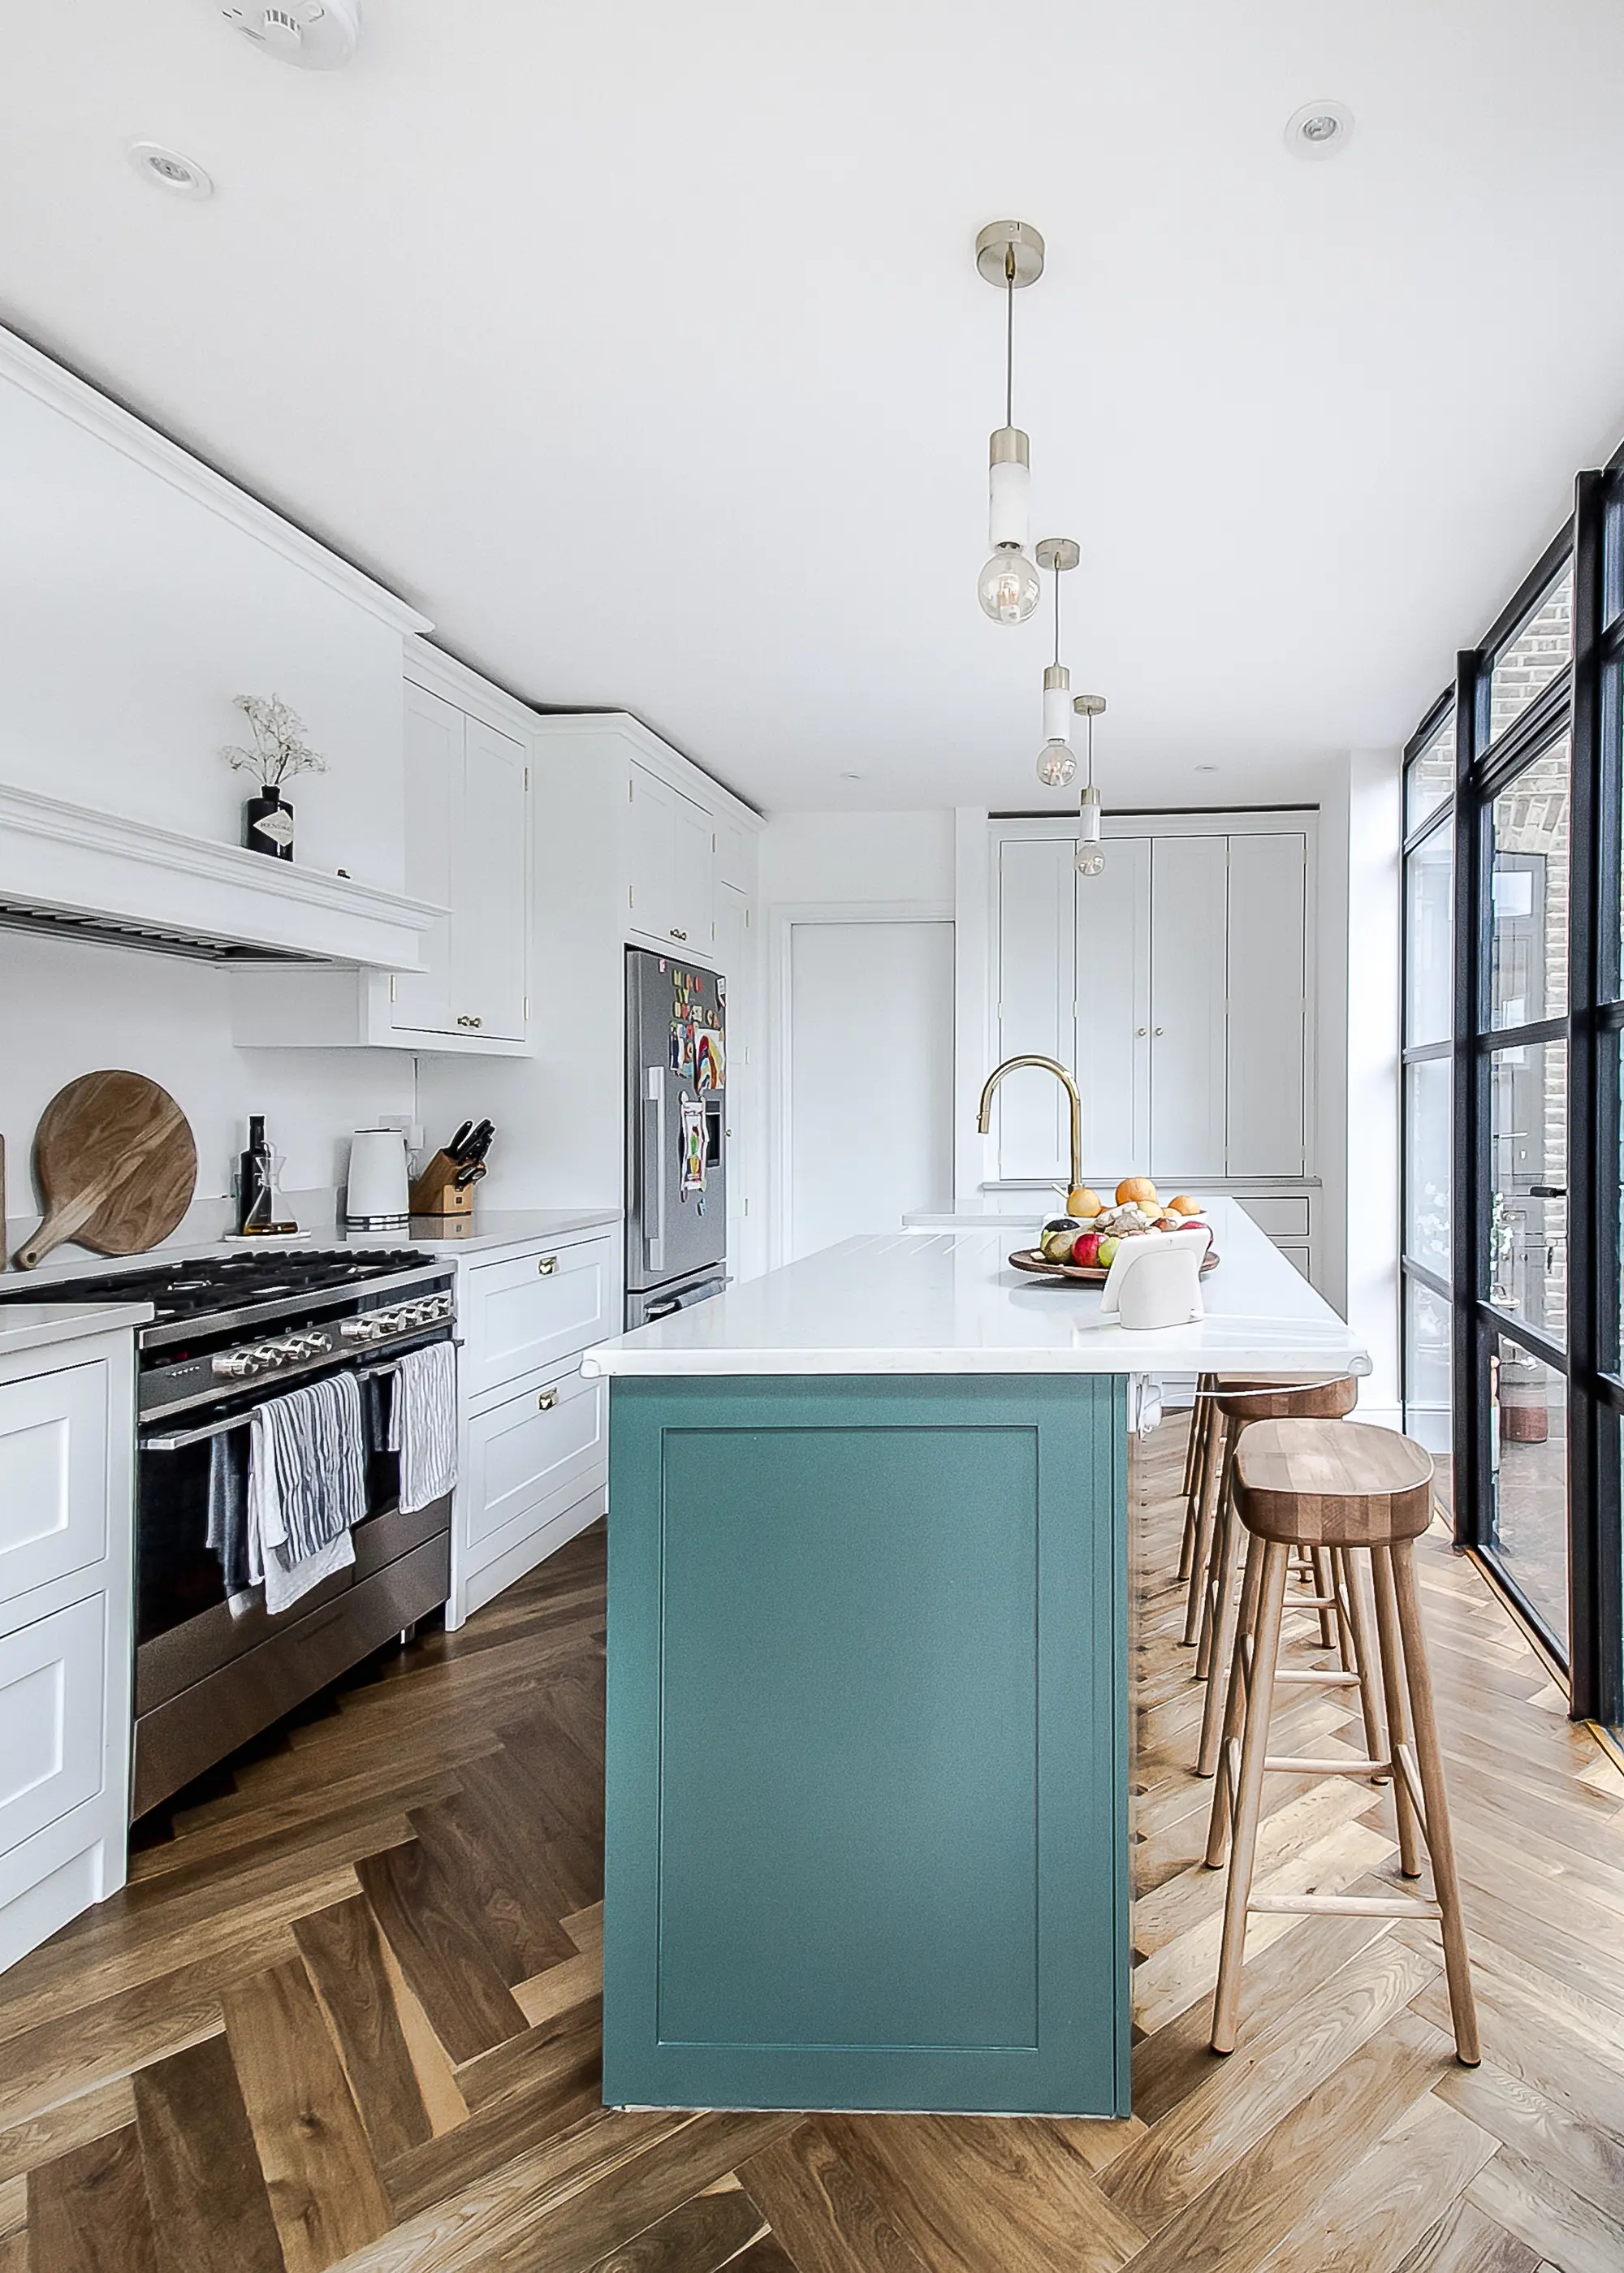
[409,1152,475,1218]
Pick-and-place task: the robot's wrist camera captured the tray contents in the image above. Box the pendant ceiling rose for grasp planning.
[975,220,1046,289]
[1035,538,1080,573]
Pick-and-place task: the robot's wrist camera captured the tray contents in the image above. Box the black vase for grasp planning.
[244,784,295,861]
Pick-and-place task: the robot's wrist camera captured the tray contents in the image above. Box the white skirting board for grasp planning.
[456,1484,605,1627]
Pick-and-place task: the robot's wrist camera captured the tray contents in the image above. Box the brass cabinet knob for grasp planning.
[538,1255,558,1275]
[538,1385,559,1411]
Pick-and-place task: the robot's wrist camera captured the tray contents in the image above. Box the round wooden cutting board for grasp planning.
[13,1070,197,1272]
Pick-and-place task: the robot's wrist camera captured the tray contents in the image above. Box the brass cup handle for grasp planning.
[538,1386,559,1411]
[538,1255,558,1275]
[670,928,687,942]
[456,1013,484,1030]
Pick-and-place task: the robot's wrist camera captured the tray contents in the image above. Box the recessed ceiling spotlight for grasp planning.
[1284,99,1354,158]
[127,142,214,199]
[220,1,361,69]
[1195,763,1220,774]
[839,770,864,780]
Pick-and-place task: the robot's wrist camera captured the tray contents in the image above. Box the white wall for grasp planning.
[1339,749,1405,1424]
[758,810,957,907]
[0,931,414,1252]
[0,352,412,892]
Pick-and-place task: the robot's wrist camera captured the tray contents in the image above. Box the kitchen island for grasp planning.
[583,1200,1368,2118]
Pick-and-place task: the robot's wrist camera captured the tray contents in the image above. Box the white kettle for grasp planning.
[346,1128,410,1231]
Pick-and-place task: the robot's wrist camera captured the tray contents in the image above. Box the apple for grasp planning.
[1069,1229,1101,1268]
[1095,1234,1121,1268]
[1041,1226,1078,1260]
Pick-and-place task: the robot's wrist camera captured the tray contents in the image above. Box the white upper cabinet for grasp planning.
[1226,832,1307,1176]
[987,817,1313,1186]
[1149,835,1229,1180]
[627,763,715,953]
[387,688,530,1046]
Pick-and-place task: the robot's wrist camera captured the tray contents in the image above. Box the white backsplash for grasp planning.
[0,929,415,1261]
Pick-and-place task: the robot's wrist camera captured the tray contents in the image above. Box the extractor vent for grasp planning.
[0,900,323,965]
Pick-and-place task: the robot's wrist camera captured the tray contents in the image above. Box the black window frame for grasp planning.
[1402,466,1624,1730]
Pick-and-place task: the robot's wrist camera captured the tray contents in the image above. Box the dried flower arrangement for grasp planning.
[220,694,327,789]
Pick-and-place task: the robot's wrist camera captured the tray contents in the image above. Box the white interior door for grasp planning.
[1150,836,1229,1179]
[1075,837,1151,1183]
[995,836,1077,1180]
[1226,832,1307,1174]
[786,919,954,1261]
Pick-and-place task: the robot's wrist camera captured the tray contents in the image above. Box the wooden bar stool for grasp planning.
[1191,1376,1366,1779]
[1204,1417,1479,2065]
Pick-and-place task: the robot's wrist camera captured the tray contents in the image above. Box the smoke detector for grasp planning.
[220,1,360,68]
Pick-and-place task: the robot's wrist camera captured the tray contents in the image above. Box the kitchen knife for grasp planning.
[447,1121,474,1161]
[454,1159,488,1189]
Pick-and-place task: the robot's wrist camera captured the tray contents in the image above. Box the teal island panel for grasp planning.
[603,1373,1129,2115]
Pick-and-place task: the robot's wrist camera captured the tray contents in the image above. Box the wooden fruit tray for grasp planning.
[1009,1244,1220,1286]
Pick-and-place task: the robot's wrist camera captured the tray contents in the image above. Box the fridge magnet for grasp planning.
[680,1092,706,1194]
[693,1025,725,1091]
[671,1018,696,1078]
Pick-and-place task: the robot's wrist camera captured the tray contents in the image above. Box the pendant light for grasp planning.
[1073,694,1107,876]
[1034,538,1080,786]
[975,222,1044,624]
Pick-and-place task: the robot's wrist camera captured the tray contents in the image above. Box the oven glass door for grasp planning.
[136,1364,412,1646]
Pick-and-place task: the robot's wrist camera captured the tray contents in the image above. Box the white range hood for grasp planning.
[0,784,440,969]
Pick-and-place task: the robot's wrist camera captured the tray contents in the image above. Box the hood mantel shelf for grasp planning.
[0,782,442,968]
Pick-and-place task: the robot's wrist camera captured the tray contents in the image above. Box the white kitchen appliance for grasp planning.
[1099,1226,1212,1329]
[346,1127,410,1230]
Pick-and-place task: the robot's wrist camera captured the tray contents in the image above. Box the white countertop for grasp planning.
[4,1207,621,1290]
[583,1200,1368,1379]
[0,1302,153,1358]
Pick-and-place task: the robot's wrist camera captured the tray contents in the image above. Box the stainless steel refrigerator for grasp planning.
[624,946,728,1327]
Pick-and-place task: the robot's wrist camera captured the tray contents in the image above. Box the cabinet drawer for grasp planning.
[0,1360,109,1604]
[0,1597,105,1859]
[465,1364,605,1552]
[1237,1197,1311,1237]
[461,1236,615,1400]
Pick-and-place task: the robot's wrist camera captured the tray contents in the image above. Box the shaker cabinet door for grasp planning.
[1226,832,1307,1175]
[1074,838,1151,1182]
[457,719,529,1042]
[628,763,715,953]
[1149,836,1229,1181]
[393,685,460,1038]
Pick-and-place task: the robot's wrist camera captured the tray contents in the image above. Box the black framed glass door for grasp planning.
[1402,469,1624,1732]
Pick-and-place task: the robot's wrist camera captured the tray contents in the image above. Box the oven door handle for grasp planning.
[142,1338,461,1448]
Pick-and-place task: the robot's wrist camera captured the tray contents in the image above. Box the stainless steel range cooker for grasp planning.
[0,1246,456,1817]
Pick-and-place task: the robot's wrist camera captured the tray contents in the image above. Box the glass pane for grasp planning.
[1406,711,1455,834]
[1405,1058,1451,1273]
[1488,564,1573,743]
[1489,1037,1567,1343]
[1491,737,1570,1031]
[1405,831,1453,1046]
[1404,1278,1453,1510]
[1488,1331,1568,1648]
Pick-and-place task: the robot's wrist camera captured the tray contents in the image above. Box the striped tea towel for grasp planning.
[248,1371,369,1614]
[388,1340,458,1514]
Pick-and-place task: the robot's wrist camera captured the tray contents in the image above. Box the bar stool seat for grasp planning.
[1204,1418,1479,2066]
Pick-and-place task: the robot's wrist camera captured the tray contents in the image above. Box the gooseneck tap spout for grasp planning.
[976,1055,1084,1198]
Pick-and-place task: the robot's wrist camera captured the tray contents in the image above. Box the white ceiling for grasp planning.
[5,1,1624,813]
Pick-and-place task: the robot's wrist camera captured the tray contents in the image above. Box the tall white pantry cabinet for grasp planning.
[977,810,1318,1277]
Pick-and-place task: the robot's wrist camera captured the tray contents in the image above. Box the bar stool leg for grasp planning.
[1177,1387,1211,1584]
[1211,1538,1290,2055]
[1332,1545,1389,1779]
[1197,1484,1247,1776]
[1308,1548,1338,1650]
[1204,1531,1263,1867]
[1368,1545,1423,1879]
[1391,1540,1481,2066]
[1183,1406,1227,1646]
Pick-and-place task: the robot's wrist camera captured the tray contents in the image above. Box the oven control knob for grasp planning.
[212,1350,260,1377]
[339,1317,379,1342]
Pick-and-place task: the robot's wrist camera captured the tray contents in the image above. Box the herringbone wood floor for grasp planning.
[4,1423,1623,2272]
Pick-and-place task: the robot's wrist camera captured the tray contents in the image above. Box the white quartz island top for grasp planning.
[585,1199,1369,1379]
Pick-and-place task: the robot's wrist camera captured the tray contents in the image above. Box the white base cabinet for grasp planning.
[447,1224,618,1627]
[0,1327,136,1977]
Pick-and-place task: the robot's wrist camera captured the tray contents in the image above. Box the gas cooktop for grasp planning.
[0,1247,442,1336]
